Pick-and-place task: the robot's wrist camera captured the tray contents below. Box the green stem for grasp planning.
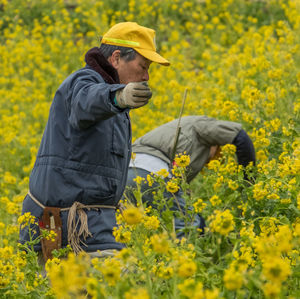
[136,240,153,298]
[172,275,178,299]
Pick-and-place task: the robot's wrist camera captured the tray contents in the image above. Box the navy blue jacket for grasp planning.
[20,65,131,252]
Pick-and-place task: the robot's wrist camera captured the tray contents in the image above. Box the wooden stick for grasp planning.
[169,89,188,168]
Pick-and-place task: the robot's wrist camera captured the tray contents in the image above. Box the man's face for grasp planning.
[110,50,151,84]
[207,145,221,163]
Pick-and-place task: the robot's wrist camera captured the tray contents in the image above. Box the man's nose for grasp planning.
[142,71,149,81]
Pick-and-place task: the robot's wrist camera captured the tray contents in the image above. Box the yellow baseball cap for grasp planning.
[101,22,170,66]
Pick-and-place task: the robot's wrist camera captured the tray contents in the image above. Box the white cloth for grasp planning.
[129,153,170,174]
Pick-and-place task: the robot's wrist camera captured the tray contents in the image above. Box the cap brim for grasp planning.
[135,48,170,66]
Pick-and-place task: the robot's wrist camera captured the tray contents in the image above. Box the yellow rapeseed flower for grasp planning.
[221,144,236,156]
[146,174,154,186]
[133,176,145,185]
[122,206,143,225]
[166,179,180,193]
[47,253,89,297]
[223,264,244,290]
[18,212,36,229]
[177,259,197,278]
[174,153,190,168]
[0,222,5,233]
[177,278,198,298]
[209,195,221,207]
[209,209,235,235]
[156,264,174,279]
[262,281,281,298]
[150,233,170,254]
[172,165,183,177]
[193,198,207,213]
[156,168,170,178]
[100,258,122,286]
[262,256,291,283]
[113,226,131,243]
[124,287,149,299]
[143,215,160,230]
[203,288,220,299]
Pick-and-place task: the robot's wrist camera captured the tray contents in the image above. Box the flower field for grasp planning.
[0,0,299,298]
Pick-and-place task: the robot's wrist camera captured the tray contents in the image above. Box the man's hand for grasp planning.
[115,81,152,108]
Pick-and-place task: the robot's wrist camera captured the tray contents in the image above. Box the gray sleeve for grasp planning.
[193,117,242,146]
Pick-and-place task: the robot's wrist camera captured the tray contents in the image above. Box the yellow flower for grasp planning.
[18,212,36,229]
[0,222,5,233]
[122,206,143,225]
[113,227,131,243]
[143,215,160,230]
[166,179,180,193]
[275,225,293,253]
[207,160,221,171]
[280,198,291,204]
[209,195,221,207]
[228,179,239,190]
[157,265,174,279]
[262,256,291,283]
[177,259,197,278]
[0,246,14,260]
[15,271,25,283]
[7,201,20,215]
[262,282,281,298]
[209,209,235,235]
[174,153,190,168]
[150,233,170,254]
[13,253,27,268]
[177,278,197,298]
[213,175,224,191]
[256,149,268,161]
[203,288,220,299]
[253,181,268,201]
[0,276,10,288]
[115,248,132,262]
[40,229,57,241]
[46,253,89,297]
[193,198,207,213]
[146,174,154,186]
[125,287,149,299]
[100,258,122,286]
[221,144,236,156]
[3,171,17,184]
[86,277,100,298]
[171,165,182,177]
[223,264,243,290]
[133,176,145,185]
[156,168,169,178]
[294,223,300,237]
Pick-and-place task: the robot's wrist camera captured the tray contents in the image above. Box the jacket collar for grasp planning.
[85,47,120,84]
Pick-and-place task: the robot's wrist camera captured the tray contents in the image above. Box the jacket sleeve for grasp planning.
[193,117,242,146]
[67,69,126,129]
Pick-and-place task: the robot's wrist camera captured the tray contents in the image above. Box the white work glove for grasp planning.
[115,81,152,109]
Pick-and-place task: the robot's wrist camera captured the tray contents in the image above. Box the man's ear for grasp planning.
[108,50,121,69]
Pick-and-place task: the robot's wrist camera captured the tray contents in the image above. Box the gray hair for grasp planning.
[99,42,137,62]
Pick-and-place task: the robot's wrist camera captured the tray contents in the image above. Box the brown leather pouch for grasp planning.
[39,207,62,262]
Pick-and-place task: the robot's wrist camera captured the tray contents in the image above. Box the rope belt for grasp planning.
[28,190,116,254]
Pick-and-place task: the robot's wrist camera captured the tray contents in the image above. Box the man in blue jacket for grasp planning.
[19,22,170,260]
